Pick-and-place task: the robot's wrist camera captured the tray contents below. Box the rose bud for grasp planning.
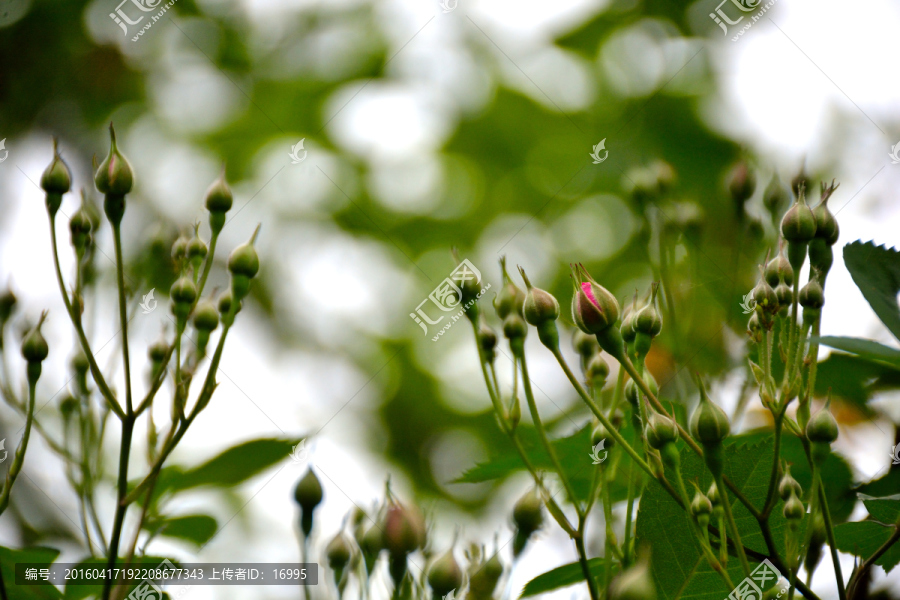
[22,312,49,383]
[765,243,793,288]
[783,492,804,522]
[586,353,610,390]
[383,502,426,558]
[187,224,208,274]
[571,263,620,335]
[41,138,72,216]
[691,488,712,529]
[494,256,525,320]
[205,170,233,235]
[763,175,789,221]
[170,275,197,325]
[69,203,93,257]
[519,266,561,350]
[294,468,323,538]
[228,224,261,301]
[512,488,543,557]
[477,315,497,362]
[806,401,838,465]
[727,160,756,217]
[94,124,134,225]
[781,184,817,273]
[689,380,730,477]
[469,551,504,598]
[610,550,657,600]
[778,465,802,501]
[326,531,353,583]
[428,549,463,599]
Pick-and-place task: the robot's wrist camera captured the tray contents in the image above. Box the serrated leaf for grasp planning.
[860,494,900,525]
[635,438,793,600]
[148,514,218,547]
[520,557,617,597]
[833,521,900,573]
[843,241,900,342]
[0,545,62,599]
[814,337,900,370]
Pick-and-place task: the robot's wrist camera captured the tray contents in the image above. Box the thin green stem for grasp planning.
[112,224,133,415]
[48,215,124,419]
[714,473,751,577]
[575,516,600,600]
[101,414,135,600]
[0,378,36,515]
[814,470,846,600]
[761,418,783,518]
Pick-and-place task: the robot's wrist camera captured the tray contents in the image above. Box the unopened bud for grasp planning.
[520,267,559,326]
[22,313,49,364]
[494,256,525,319]
[571,264,619,335]
[586,353,609,389]
[753,266,779,315]
[512,488,543,556]
[477,316,497,361]
[41,139,71,215]
[469,552,504,597]
[383,502,426,557]
[799,278,824,310]
[294,468,323,537]
[690,381,729,477]
[690,488,712,528]
[727,160,756,216]
[645,412,679,450]
[428,549,463,599]
[778,466,802,500]
[763,175,789,220]
[326,531,353,572]
[95,124,133,225]
[573,329,599,359]
[765,244,794,287]
[228,225,261,301]
[812,181,840,245]
[187,224,208,272]
[170,276,197,323]
[205,170,233,234]
[592,422,615,449]
[783,492,804,521]
[610,550,657,600]
[69,204,93,255]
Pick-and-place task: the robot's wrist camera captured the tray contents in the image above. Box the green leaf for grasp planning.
[148,514,218,547]
[162,437,301,493]
[843,241,900,342]
[833,521,900,573]
[520,557,617,597]
[0,545,62,599]
[858,468,900,498]
[860,494,900,525]
[635,438,793,600]
[814,337,900,369]
[814,352,900,411]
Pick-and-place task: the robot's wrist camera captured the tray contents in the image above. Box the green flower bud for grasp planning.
[95,124,133,226]
[229,225,261,301]
[41,139,71,215]
[586,353,610,389]
[747,311,761,339]
[383,502,426,557]
[727,160,756,214]
[218,290,240,326]
[512,488,543,536]
[22,313,49,364]
[781,187,817,244]
[148,336,168,364]
[592,421,615,449]
[469,552,504,597]
[571,264,619,335]
[783,493,804,521]
[359,524,383,573]
[690,383,730,445]
[806,404,838,444]
[645,412,679,450]
[294,468,323,537]
[494,256,525,319]
[634,283,662,338]
[691,489,712,528]
[625,371,658,408]
[193,299,219,332]
[621,291,640,344]
[0,287,16,328]
[763,175,789,219]
[753,266,779,315]
[812,181,839,245]
[59,394,79,419]
[205,171,233,213]
[765,245,793,287]
[69,203,93,254]
[798,278,824,310]
[573,329,599,359]
[778,466,802,500]
[170,276,197,322]
[477,316,497,359]
[187,224,208,265]
[774,283,792,309]
[503,313,527,343]
[707,482,724,519]
[520,267,559,326]
[326,531,353,571]
[171,235,188,262]
[610,551,657,600]
[428,549,463,599]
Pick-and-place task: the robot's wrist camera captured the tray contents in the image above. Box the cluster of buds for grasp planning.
[779,465,804,524]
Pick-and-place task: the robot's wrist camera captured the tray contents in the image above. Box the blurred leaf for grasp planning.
[520,557,617,598]
[0,545,62,599]
[63,556,178,600]
[636,438,793,600]
[833,521,900,573]
[815,337,900,370]
[147,514,218,547]
[168,437,301,491]
[858,468,900,498]
[843,241,900,342]
[814,352,900,411]
[860,494,900,525]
